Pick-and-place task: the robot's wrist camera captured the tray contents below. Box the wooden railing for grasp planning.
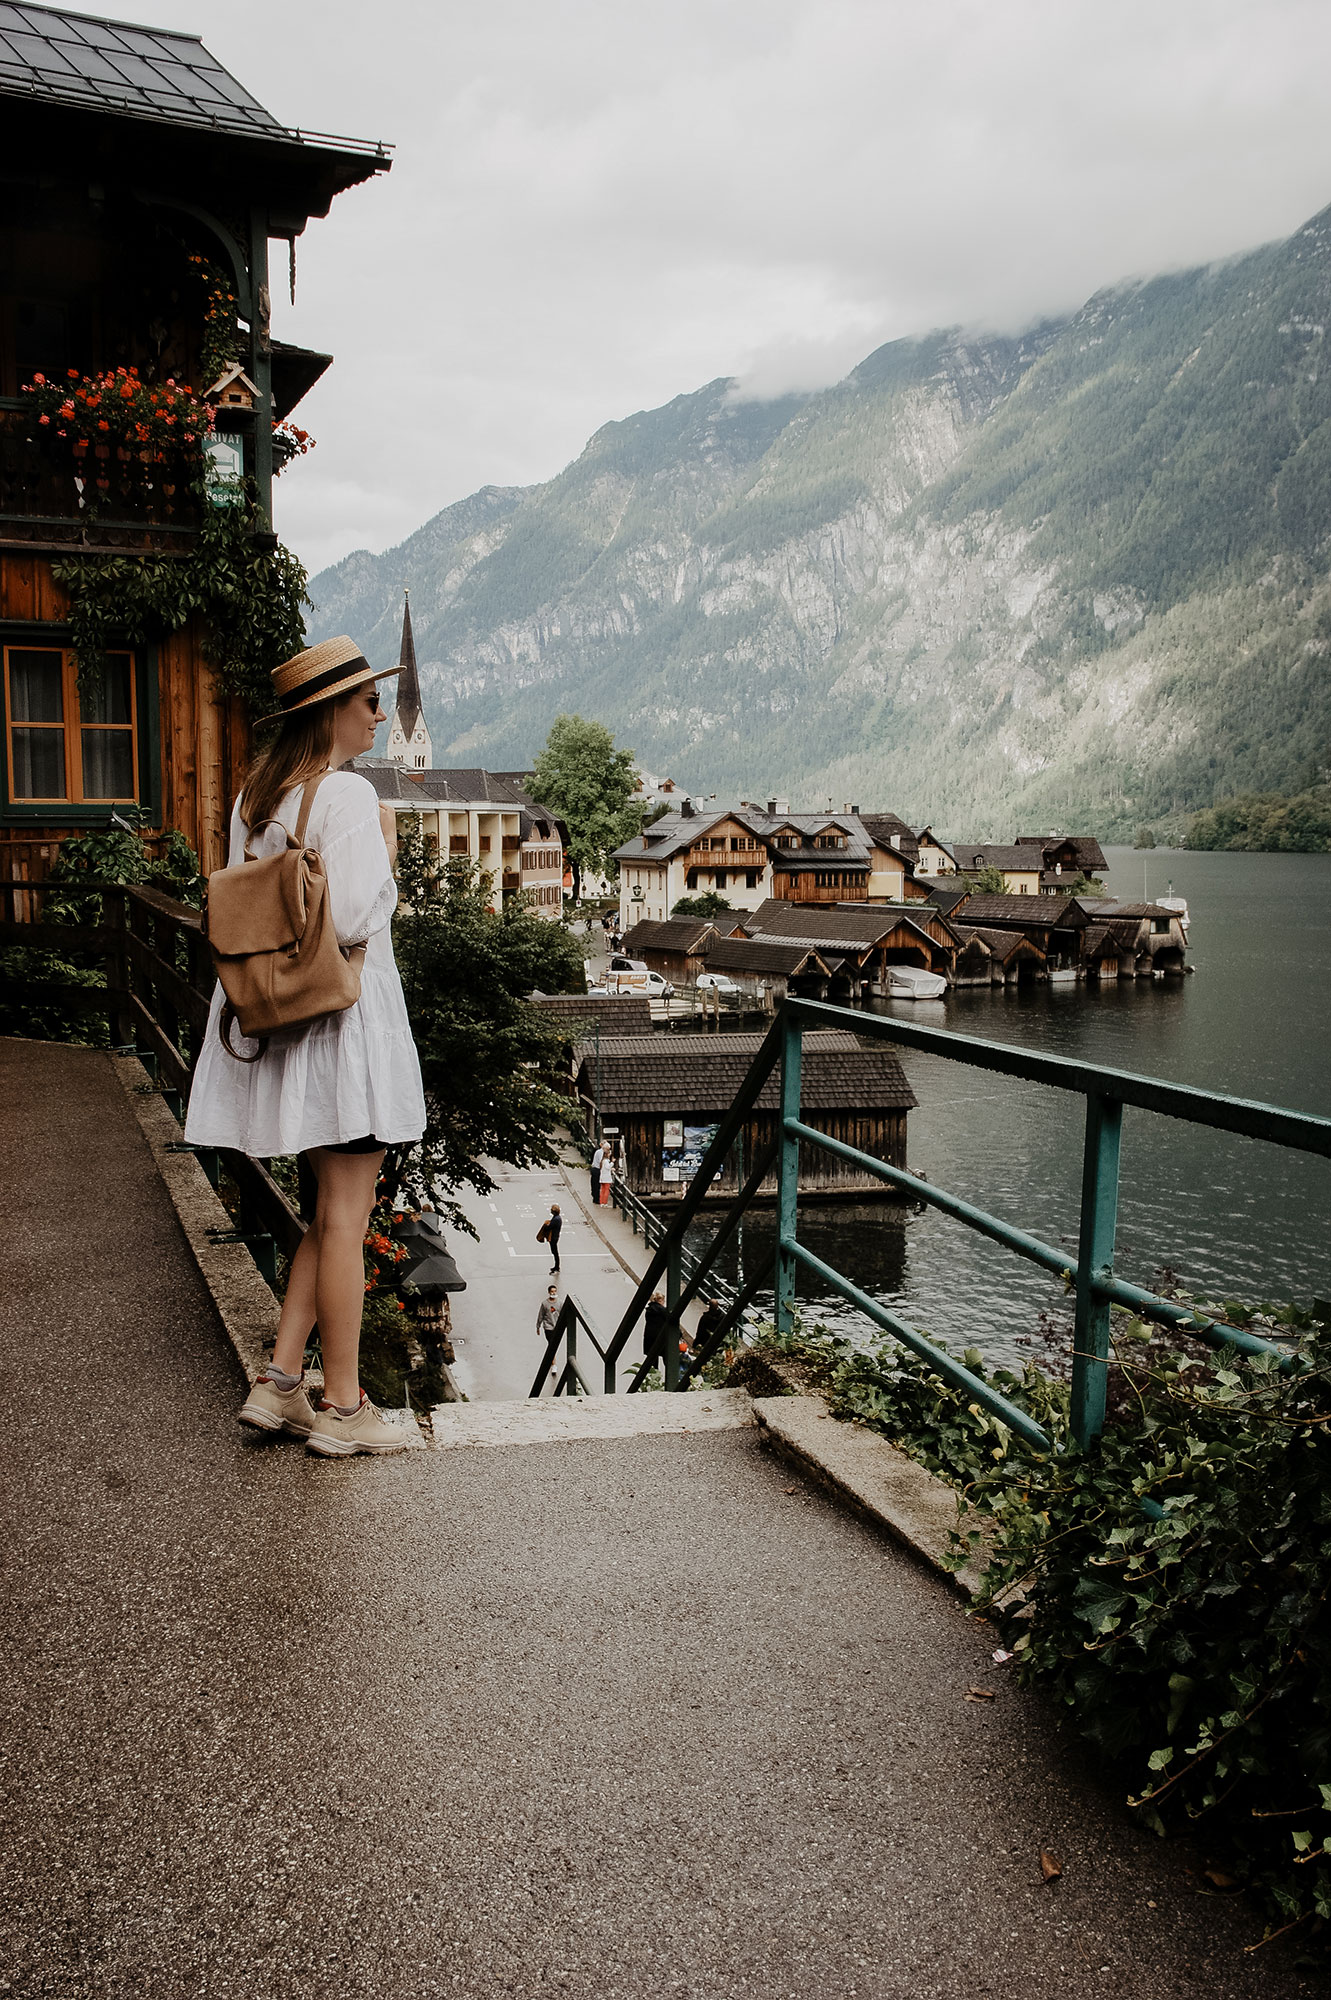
[1,878,305,1281]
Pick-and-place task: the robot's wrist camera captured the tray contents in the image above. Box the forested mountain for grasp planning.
[307,205,1331,836]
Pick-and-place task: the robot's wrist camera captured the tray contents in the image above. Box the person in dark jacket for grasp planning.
[543,1203,563,1273]
[643,1292,671,1362]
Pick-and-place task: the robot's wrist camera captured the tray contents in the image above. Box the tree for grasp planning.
[527,714,644,901]
[1133,826,1158,849]
[389,828,586,1232]
[960,866,1008,894]
[671,892,733,917]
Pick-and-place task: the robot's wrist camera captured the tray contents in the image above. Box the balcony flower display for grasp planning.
[21,366,210,514]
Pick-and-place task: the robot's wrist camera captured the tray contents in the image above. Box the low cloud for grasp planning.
[140,0,1331,574]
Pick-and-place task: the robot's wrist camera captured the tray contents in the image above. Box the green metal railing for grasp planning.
[533,999,1331,1450]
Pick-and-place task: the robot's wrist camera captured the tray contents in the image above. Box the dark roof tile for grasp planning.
[574,1030,917,1114]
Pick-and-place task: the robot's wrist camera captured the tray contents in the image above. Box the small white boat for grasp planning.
[888,965,948,1000]
[1156,888,1190,934]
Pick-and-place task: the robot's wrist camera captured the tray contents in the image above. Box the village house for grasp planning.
[1018,834,1108,892]
[950,925,1049,986]
[952,844,1045,895]
[353,761,566,917]
[574,1030,917,1201]
[611,915,717,987]
[1074,899,1188,976]
[911,827,957,877]
[733,899,960,994]
[697,934,834,1007]
[1,4,390,880]
[930,891,1090,976]
[613,806,917,927]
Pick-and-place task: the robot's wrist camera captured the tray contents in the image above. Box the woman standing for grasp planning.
[185,636,427,1457]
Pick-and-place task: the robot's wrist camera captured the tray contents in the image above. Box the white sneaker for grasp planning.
[306,1393,408,1457]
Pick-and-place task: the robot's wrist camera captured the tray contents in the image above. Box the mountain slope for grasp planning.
[307,208,1331,834]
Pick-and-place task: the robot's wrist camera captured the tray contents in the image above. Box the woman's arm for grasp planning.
[378,802,398,870]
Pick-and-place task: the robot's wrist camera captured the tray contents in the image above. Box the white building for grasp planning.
[383,592,433,771]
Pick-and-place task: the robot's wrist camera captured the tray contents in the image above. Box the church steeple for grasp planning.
[395,590,422,737]
[385,589,433,769]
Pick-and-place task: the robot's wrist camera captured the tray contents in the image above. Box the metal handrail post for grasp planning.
[1071,1092,1123,1448]
[776,1015,803,1336]
[664,1242,682,1389]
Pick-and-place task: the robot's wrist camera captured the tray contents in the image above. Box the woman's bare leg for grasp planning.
[270,1147,384,1404]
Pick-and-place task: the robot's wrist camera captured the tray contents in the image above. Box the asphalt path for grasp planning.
[447,1157,649,1401]
[3,1036,1322,2000]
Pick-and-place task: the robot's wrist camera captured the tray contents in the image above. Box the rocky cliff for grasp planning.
[307,205,1331,835]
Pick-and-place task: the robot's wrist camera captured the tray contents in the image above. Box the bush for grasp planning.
[745,1303,1331,1939]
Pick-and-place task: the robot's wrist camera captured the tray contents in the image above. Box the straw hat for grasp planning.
[260,636,401,722]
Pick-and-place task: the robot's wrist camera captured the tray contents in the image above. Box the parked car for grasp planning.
[696,973,741,996]
[604,966,674,997]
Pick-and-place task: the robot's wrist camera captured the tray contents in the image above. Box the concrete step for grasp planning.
[428,1386,754,1449]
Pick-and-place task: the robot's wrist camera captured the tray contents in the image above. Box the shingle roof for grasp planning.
[620,917,716,955]
[925,883,972,914]
[0,2,285,134]
[858,812,919,861]
[702,937,828,976]
[531,994,653,1035]
[575,1031,917,1115]
[951,894,1088,929]
[1074,899,1177,920]
[951,924,1047,962]
[954,843,1044,872]
[740,901,908,946]
[351,760,526,807]
[1017,835,1109,871]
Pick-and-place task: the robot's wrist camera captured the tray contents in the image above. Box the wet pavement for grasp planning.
[446,1157,649,1400]
[0,1036,1319,1999]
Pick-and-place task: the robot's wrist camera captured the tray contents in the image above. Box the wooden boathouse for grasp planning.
[1,6,390,882]
[574,1030,916,1202]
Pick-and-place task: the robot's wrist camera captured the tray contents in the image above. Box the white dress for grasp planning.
[184,771,427,1157]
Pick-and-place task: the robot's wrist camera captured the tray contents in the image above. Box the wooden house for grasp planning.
[952,844,1044,895]
[573,1030,917,1202]
[1074,901,1187,975]
[1,6,390,881]
[912,826,956,879]
[942,893,1089,976]
[618,915,717,986]
[1017,834,1108,892]
[699,934,833,1005]
[735,899,959,993]
[950,924,1048,986]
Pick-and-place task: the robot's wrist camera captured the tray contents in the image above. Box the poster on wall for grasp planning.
[661,1121,720,1185]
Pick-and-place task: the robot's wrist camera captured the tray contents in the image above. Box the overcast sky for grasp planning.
[147,0,1331,576]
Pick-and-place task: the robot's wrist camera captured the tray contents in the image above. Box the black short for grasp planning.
[324,1135,388,1156]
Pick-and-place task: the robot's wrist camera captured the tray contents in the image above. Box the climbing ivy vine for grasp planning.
[52,498,310,713]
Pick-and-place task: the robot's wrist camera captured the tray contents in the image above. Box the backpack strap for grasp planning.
[236,771,327,860]
[294,772,324,846]
[219,1001,267,1063]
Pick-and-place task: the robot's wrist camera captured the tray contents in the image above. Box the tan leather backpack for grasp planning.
[203,774,366,1062]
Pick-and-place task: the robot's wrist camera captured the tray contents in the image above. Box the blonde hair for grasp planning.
[238,701,339,832]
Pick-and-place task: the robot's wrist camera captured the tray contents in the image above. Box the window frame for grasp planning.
[0,626,159,827]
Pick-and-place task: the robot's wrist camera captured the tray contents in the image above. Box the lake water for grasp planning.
[685,848,1331,1367]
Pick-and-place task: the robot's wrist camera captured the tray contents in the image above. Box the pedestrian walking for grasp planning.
[643,1292,671,1362]
[598,1149,614,1206]
[590,1139,604,1204]
[537,1202,563,1272]
[535,1285,560,1342]
[184,635,426,1457]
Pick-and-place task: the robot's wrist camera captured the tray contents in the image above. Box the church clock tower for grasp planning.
[384,591,433,769]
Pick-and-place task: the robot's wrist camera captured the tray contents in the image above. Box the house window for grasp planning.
[746,871,758,889]
[4,646,140,804]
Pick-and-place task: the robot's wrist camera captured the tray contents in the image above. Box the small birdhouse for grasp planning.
[205,363,259,412]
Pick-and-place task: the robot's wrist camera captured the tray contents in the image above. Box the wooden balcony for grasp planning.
[0,403,203,551]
